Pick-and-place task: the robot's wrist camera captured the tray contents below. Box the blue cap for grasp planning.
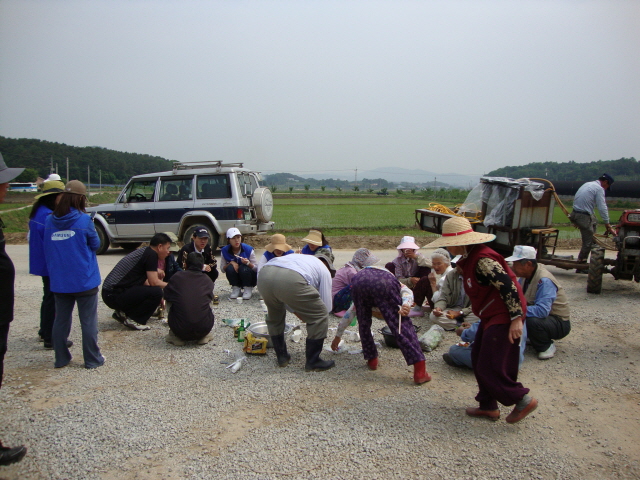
[194,228,210,238]
[599,173,614,190]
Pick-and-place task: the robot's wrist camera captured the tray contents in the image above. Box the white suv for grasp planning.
[87,161,274,254]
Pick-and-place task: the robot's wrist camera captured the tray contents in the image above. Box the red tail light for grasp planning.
[236,208,243,220]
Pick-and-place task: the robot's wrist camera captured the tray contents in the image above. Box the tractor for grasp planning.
[587,209,640,293]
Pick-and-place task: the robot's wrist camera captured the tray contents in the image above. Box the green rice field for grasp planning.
[0,192,633,238]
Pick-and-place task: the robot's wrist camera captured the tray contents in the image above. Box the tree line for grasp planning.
[487,157,639,182]
[0,136,174,185]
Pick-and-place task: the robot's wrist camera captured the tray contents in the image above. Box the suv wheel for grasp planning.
[183,224,219,252]
[95,223,110,255]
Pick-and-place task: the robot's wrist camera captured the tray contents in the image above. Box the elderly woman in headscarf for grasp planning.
[385,235,433,315]
[428,216,537,423]
[427,248,454,306]
[331,265,431,385]
[331,248,379,313]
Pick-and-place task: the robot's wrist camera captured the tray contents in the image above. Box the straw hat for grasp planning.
[302,229,323,246]
[265,233,292,253]
[34,180,65,199]
[428,217,495,248]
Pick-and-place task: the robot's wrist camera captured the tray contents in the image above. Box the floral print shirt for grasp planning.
[475,257,524,318]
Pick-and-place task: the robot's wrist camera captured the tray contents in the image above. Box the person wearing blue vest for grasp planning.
[220,227,258,300]
[43,180,105,370]
[300,228,334,263]
[256,233,294,273]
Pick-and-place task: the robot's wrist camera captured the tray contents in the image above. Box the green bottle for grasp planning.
[237,319,246,342]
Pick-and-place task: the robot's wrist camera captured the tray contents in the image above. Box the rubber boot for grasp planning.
[367,358,378,370]
[413,360,431,384]
[270,334,291,367]
[305,338,335,372]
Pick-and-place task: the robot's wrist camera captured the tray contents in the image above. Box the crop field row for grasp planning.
[0,193,627,240]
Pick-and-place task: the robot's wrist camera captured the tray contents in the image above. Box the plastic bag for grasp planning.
[221,318,250,328]
[342,309,357,327]
[418,325,445,352]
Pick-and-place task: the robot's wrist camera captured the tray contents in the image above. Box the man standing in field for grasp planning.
[569,173,615,267]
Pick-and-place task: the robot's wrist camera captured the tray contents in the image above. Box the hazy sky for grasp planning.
[1,0,638,178]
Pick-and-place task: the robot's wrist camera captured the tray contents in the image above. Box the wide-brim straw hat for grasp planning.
[265,233,292,253]
[34,180,66,199]
[302,229,323,246]
[428,216,495,248]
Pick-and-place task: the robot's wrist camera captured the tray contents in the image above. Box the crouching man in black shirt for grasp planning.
[164,252,215,346]
[102,233,171,330]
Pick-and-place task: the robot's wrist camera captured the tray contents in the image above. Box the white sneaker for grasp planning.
[123,317,151,331]
[538,343,556,360]
[229,286,242,299]
[242,287,253,300]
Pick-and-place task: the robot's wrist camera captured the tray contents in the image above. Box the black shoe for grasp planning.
[0,445,27,466]
[44,340,73,350]
[304,338,335,372]
[270,333,291,367]
[442,353,464,368]
[112,310,127,324]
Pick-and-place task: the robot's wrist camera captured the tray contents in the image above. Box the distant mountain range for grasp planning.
[287,167,482,188]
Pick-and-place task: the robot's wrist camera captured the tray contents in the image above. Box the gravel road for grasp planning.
[1,245,639,480]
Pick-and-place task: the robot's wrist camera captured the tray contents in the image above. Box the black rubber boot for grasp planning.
[270,334,291,367]
[305,338,335,372]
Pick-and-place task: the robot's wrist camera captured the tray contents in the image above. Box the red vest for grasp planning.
[457,244,527,330]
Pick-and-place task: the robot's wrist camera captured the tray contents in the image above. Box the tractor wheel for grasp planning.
[586,247,605,294]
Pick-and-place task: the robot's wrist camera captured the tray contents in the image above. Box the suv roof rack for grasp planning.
[172,161,245,172]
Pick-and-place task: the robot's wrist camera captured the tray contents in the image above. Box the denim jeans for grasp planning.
[224,263,257,288]
[53,293,104,369]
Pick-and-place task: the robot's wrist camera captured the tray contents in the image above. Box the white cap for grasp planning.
[46,173,61,181]
[226,227,242,239]
[504,245,537,262]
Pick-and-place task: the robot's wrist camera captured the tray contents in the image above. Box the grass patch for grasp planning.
[0,203,30,211]
[1,208,30,233]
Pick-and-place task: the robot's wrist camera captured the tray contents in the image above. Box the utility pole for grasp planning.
[99,170,102,192]
[354,168,358,186]
[50,156,54,175]
[87,165,90,195]
[66,158,69,183]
